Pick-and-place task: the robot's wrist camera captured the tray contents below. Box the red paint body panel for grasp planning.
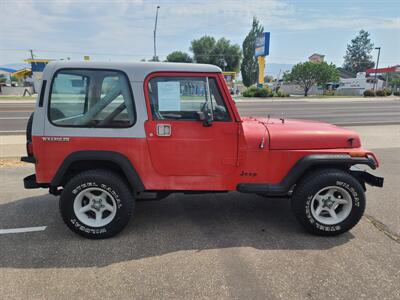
[241,117,361,150]
[32,133,374,191]
[145,120,239,176]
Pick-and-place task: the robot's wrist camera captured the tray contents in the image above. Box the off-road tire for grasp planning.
[59,169,134,239]
[291,169,365,236]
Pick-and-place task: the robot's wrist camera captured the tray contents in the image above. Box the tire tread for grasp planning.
[59,169,134,239]
[291,168,365,236]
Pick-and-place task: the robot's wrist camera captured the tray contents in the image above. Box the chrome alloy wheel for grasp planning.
[73,187,117,227]
[310,186,353,225]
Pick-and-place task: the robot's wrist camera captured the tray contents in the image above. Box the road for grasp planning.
[0,125,399,299]
[1,98,399,135]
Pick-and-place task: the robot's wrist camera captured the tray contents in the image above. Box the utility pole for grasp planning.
[153,5,160,61]
[29,49,36,93]
[373,47,381,90]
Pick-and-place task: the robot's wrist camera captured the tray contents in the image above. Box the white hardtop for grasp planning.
[46,61,222,82]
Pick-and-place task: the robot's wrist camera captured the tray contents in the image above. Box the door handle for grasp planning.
[156,124,172,136]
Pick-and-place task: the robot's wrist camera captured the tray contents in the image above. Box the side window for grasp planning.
[49,69,135,127]
[50,73,88,120]
[148,76,230,121]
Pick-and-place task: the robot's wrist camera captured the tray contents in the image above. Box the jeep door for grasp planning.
[144,73,238,176]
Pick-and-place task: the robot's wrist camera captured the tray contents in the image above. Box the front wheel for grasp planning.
[59,169,134,239]
[291,169,365,236]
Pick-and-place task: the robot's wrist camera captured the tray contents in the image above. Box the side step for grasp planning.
[237,183,289,196]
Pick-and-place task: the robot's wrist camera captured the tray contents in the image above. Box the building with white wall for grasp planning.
[335,72,384,95]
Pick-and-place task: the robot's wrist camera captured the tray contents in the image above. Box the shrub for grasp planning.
[394,91,400,96]
[383,88,392,96]
[242,86,258,97]
[254,87,273,97]
[363,89,375,97]
[274,90,289,97]
[323,90,335,96]
[375,90,385,96]
[242,86,273,97]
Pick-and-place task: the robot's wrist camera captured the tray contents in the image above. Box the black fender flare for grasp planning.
[237,154,378,196]
[51,150,145,192]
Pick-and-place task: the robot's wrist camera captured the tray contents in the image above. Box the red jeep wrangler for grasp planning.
[22,62,383,239]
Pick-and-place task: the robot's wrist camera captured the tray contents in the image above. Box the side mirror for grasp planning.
[197,109,213,127]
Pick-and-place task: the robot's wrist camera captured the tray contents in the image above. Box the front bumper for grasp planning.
[351,171,384,188]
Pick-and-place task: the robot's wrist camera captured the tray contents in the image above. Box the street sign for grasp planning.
[255,32,270,57]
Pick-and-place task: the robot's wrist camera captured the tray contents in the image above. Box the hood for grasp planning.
[241,117,361,150]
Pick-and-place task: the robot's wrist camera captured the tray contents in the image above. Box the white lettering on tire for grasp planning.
[69,181,122,234]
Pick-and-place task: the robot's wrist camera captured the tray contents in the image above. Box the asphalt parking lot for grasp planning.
[1,126,399,299]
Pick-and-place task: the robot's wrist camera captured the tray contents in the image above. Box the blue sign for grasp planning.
[255,32,270,57]
[30,62,48,72]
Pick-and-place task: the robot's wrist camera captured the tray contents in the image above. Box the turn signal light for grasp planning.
[349,152,367,157]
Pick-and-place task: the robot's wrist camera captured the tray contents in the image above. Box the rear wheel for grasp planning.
[291,169,365,236]
[59,169,134,239]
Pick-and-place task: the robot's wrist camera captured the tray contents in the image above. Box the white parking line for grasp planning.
[0,226,47,235]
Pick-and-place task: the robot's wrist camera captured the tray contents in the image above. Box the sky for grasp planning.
[0,0,399,69]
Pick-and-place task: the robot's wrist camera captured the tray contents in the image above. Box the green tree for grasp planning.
[211,38,242,72]
[190,36,216,64]
[166,51,193,63]
[283,61,339,96]
[241,17,264,87]
[389,75,400,90]
[343,30,375,75]
[190,36,242,71]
